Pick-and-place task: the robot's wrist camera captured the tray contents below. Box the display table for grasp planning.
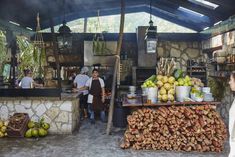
[121,96,227,152]
[122,95,220,107]
[0,90,82,134]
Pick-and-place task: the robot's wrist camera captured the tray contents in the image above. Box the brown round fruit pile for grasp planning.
[120,106,227,152]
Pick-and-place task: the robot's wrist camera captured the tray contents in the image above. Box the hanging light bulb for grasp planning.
[57,0,72,53]
[145,0,158,54]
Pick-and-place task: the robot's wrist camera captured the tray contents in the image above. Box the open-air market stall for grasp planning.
[119,57,228,152]
[0,0,235,156]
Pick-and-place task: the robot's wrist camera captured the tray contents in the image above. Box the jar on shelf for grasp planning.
[227,54,232,63]
[232,54,235,63]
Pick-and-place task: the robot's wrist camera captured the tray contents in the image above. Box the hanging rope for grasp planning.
[33,13,45,78]
[34,13,44,48]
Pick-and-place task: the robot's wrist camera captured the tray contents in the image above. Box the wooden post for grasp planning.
[84,18,87,33]
[6,30,17,88]
[106,0,125,135]
[49,18,61,89]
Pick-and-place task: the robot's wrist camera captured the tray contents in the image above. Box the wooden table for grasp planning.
[122,95,220,107]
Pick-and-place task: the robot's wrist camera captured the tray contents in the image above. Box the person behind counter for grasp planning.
[19,69,43,89]
[229,72,235,157]
[73,67,90,120]
[85,69,106,124]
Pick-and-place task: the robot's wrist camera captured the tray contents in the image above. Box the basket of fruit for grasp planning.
[6,113,30,137]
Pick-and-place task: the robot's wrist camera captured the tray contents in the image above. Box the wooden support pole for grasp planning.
[49,18,61,89]
[6,30,17,88]
[106,0,125,135]
[84,18,88,33]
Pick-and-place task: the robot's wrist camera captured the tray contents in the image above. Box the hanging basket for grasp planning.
[93,33,106,55]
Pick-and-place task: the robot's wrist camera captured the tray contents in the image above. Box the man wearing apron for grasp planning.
[85,69,106,124]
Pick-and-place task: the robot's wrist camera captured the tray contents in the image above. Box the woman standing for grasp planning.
[85,69,106,124]
[229,72,235,157]
[19,69,42,88]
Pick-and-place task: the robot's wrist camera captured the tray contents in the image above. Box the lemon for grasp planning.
[162,76,168,83]
[168,89,175,95]
[156,81,163,88]
[162,94,168,102]
[163,83,171,91]
[168,94,174,101]
[0,121,3,128]
[168,76,175,84]
[157,75,163,81]
[160,87,167,95]
[1,126,6,133]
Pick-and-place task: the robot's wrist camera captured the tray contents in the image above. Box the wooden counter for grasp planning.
[122,95,220,107]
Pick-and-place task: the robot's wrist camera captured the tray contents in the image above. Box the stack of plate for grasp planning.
[202,87,214,101]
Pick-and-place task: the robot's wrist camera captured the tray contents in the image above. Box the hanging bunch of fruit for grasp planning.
[155,58,177,102]
[156,75,176,102]
[25,117,50,138]
[157,58,176,76]
[0,120,8,138]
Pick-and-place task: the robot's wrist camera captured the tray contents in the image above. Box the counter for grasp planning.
[0,91,82,134]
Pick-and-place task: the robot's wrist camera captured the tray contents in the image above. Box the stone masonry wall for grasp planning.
[157,41,204,71]
[0,99,79,134]
[202,29,235,127]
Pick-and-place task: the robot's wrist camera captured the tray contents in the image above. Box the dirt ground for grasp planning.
[0,119,229,157]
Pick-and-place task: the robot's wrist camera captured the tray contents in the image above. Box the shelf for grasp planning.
[190,75,207,78]
[187,66,206,68]
[187,71,206,73]
[122,94,221,107]
[210,62,235,66]
[209,75,228,79]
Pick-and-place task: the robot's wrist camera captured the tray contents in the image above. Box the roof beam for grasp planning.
[206,0,235,9]
[150,7,202,31]
[41,5,147,30]
[165,0,224,22]
[150,1,210,30]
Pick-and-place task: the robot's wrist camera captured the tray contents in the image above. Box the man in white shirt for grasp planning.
[73,67,90,120]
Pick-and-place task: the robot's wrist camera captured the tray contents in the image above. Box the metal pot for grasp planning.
[216,56,226,63]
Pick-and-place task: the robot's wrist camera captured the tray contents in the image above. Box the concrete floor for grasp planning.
[0,120,229,157]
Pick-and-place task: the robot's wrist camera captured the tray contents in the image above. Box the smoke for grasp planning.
[0,0,124,30]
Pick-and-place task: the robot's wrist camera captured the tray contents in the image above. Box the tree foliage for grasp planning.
[17,36,46,78]
[0,30,7,76]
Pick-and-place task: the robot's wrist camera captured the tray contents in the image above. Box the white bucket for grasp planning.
[147,96,157,104]
[147,87,158,97]
[175,86,191,102]
[142,87,148,96]
[147,87,158,103]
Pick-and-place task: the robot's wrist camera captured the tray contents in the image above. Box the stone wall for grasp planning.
[157,41,204,71]
[0,99,79,134]
[219,86,233,126]
[202,28,235,127]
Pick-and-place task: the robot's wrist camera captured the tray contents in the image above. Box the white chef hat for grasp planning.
[81,66,89,74]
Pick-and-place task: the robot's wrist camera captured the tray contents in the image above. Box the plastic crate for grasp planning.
[6,113,29,137]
